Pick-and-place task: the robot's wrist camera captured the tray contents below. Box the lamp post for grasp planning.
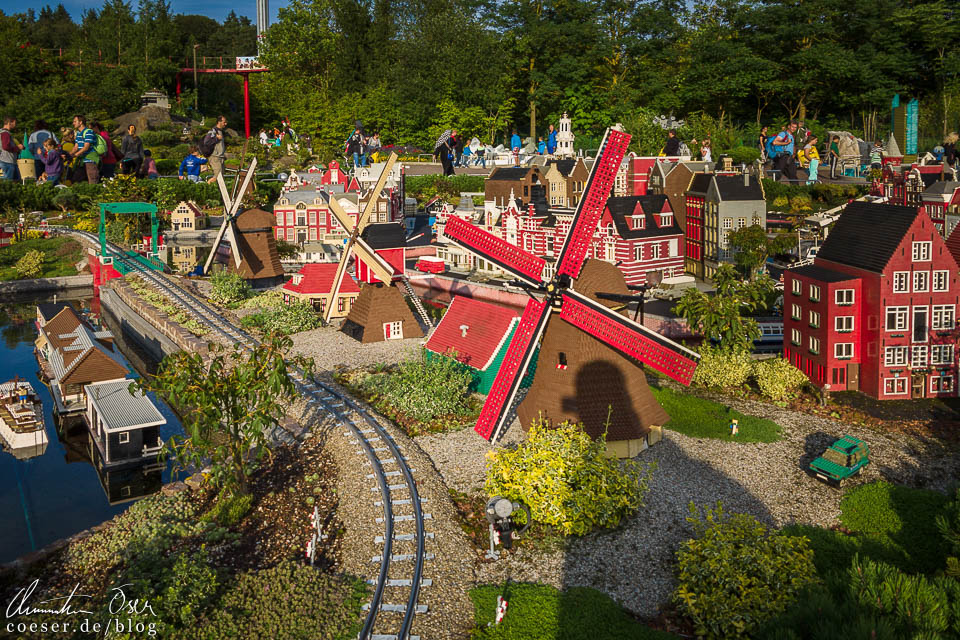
[193,44,200,112]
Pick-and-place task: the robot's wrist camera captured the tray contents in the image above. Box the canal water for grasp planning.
[0,292,183,564]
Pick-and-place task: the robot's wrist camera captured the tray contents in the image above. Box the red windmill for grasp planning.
[443,126,700,447]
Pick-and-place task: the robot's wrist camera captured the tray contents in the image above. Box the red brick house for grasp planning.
[784,202,959,400]
[919,181,960,238]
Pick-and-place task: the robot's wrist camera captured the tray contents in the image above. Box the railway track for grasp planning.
[66,230,431,640]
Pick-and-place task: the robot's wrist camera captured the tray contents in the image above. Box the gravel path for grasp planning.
[290,324,424,371]
[416,390,960,619]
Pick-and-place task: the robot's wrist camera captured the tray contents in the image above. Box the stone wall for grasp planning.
[0,274,94,294]
[101,279,209,358]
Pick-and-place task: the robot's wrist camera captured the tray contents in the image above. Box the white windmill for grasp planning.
[203,158,259,274]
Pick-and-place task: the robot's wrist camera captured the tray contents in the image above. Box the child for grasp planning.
[178,146,207,182]
[828,135,841,179]
[38,138,63,185]
[804,136,820,184]
[140,149,159,179]
[870,140,883,169]
[700,139,712,163]
[537,136,546,155]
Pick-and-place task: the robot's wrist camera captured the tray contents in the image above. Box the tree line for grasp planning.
[1,0,957,160]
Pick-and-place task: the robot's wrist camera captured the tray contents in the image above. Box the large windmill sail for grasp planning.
[203,158,258,274]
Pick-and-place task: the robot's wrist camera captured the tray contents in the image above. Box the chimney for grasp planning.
[459,324,469,338]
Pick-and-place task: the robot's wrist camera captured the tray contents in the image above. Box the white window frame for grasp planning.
[118,432,130,444]
[791,278,802,295]
[808,336,820,354]
[722,218,732,230]
[835,316,854,332]
[912,345,928,367]
[884,377,908,395]
[913,271,929,293]
[933,305,955,330]
[835,289,854,305]
[383,321,402,340]
[933,270,949,292]
[835,343,854,359]
[791,304,801,320]
[931,344,954,365]
[809,310,820,328]
[912,241,932,261]
[931,375,954,394]
[650,243,661,259]
[885,306,909,331]
[892,271,909,292]
[884,346,908,366]
[810,284,821,301]
[791,328,801,345]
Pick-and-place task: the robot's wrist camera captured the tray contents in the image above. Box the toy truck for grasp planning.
[809,434,870,486]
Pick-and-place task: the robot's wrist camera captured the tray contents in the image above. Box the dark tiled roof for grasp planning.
[714,174,764,201]
[945,224,960,267]
[361,222,407,249]
[919,173,940,188]
[815,202,919,273]
[546,159,577,177]
[787,264,859,283]
[487,167,533,181]
[37,302,72,324]
[606,195,682,239]
[924,181,960,195]
[687,173,712,194]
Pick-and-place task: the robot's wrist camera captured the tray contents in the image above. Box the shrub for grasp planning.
[140,129,180,146]
[727,145,761,165]
[751,357,808,400]
[674,502,818,639]
[240,301,320,335]
[238,289,285,310]
[203,491,254,527]
[772,195,789,210]
[357,352,474,426]
[155,158,178,175]
[470,583,676,639]
[484,421,654,536]
[789,194,813,213]
[73,218,98,232]
[691,345,753,389]
[14,250,44,278]
[753,585,900,640]
[209,271,251,304]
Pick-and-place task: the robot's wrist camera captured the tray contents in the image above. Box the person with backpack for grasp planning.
[202,115,227,183]
[70,115,100,183]
[346,128,364,170]
[0,117,24,182]
[770,121,798,182]
[92,122,118,179]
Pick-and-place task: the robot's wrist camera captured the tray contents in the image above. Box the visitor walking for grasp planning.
[474,142,487,169]
[121,124,143,176]
[70,115,99,184]
[367,132,382,163]
[758,126,769,163]
[458,144,472,167]
[546,124,557,155]
[0,116,23,182]
[347,128,364,170]
[204,115,227,183]
[28,121,58,179]
[537,136,546,155]
[139,149,159,179]
[93,122,118,179]
[700,139,712,163]
[869,140,884,169]
[663,129,680,156]
[944,132,958,169]
[828,135,841,179]
[804,135,820,184]
[771,121,798,182]
[510,130,521,167]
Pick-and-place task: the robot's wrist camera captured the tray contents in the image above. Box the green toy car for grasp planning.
[809,434,870,486]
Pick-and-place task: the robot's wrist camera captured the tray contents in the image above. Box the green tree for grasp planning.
[138,336,312,494]
[14,250,44,278]
[728,224,794,276]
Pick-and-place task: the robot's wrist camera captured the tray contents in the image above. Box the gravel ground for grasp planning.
[290,324,425,371]
[417,390,960,619]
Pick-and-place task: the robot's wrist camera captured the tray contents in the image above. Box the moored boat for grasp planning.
[0,380,49,459]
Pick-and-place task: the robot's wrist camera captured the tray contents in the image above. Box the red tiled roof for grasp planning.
[946,224,960,268]
[424,297,519,371]
[282,263,361,295]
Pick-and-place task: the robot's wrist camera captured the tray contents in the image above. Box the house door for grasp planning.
[383,321,402,340]
[911,372,926,399]
[847,363,859,391]
[297,230,307,244]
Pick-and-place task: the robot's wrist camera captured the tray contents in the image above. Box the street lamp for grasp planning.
[597,270,664,325]
[193,44,200,112]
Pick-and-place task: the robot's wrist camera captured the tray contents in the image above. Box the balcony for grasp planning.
[142,437,164,458]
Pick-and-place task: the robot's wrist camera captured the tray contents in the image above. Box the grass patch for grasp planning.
[203,491,254,527]
[0,236,83,280]
[471,583,678,639]
[782,481,952,576]
[650,383,782,442]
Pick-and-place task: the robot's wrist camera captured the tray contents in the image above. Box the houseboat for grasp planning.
[84,379,165,469]
[0,380,48,459]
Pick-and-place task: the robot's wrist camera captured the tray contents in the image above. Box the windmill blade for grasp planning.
[224,222,242,268]
[216,172,233,214]
[358,152,397,231]
[474,297,552,442]
[555,127,631,280]
[323,246,352,324]
[326,193,356,236]
[444,216,546,287]
[559,289,700,385]
[352,236,396,283]
[227,157,258,218]
[202,216,232,274]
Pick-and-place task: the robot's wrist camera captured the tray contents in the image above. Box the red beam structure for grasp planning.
[177,66,269,139]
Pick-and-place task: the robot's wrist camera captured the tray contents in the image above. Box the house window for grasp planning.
[661,214,673,226]
[885,306,908,331]
[884,346,908,366]
[276,212,285,226]
[893,271,909,292]
[120,486,131,497]
[791,304,801,320]
[913,271,929,292]
[932,345,954,365]
[809,310,820,328]
[286,229,294,242]
[931,375,954,393]
[118,432,130,444]
[912,241,932,261]
[913,306,929,342]
[808,336,820,354]
[835,343,854,359]
[722,218,732,229]
[737,217,746,228]
[884,377,908,395]
[546,237,554,254]
[650,244,661,259]
[912,345,928,367]
[337,297,345,313]
[383,321,402,340]
[791,328,801,345]
[933,305,955,330]
[309,228,317,242]
[933,270,949,292]
[836,316,854,332]
[809,285,821,302]
[791,279,802,295]
[835,289,854,305]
